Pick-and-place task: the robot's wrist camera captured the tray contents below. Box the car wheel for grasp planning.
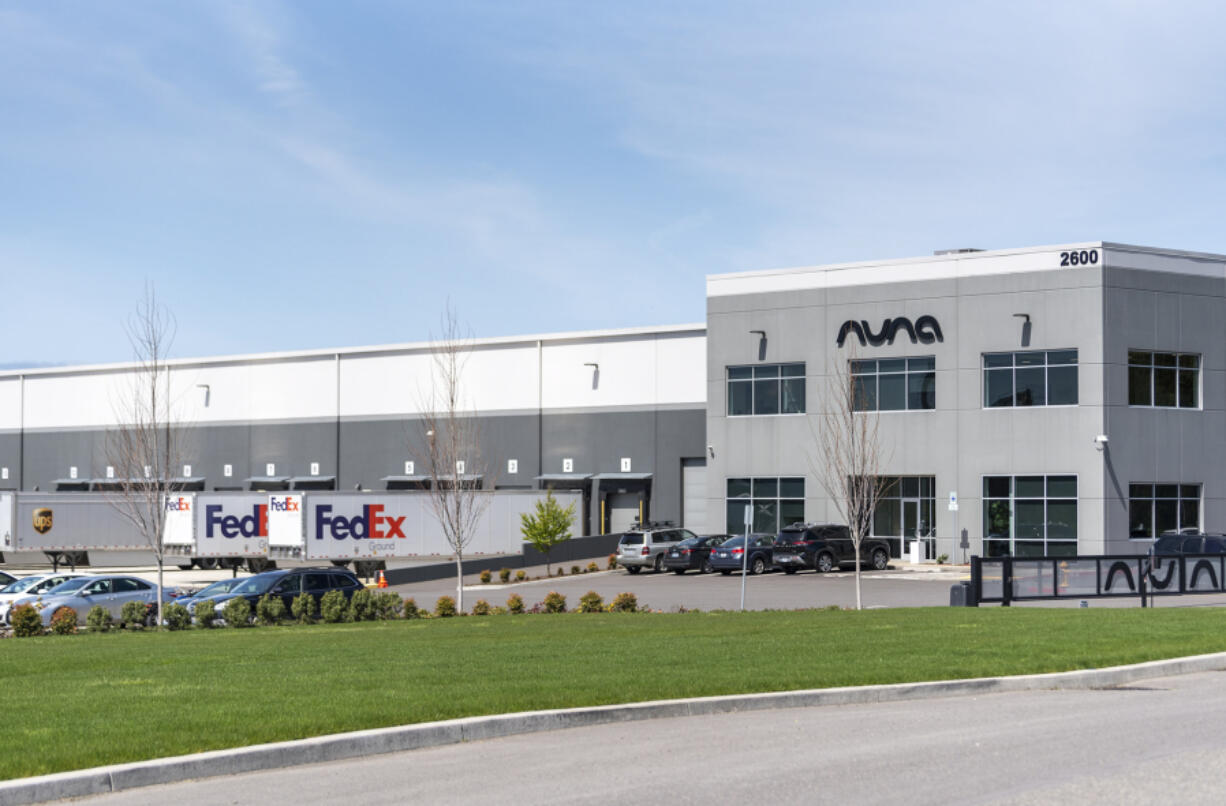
[197,557,219,571]
[871,548,889,571]
[673,568,686,575]
[816,552,835,574]
[700,558,713,574]
[783,567,798,575]
[750,557,766,575]
[627,566,641,575]
[720,570,732,576]
[653,555,663,573]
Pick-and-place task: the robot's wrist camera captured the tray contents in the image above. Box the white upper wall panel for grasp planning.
[0,378,21,430]
[22,371,132,429]
[541,333,705,410]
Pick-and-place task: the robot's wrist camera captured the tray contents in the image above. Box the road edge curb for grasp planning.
[4,650,1226,805]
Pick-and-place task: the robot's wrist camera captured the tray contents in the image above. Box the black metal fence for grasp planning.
[968,553,1226,606]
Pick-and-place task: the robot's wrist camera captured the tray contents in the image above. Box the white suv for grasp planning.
[617,525,698,574]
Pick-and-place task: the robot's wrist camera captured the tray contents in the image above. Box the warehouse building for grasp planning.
[2,241,1222,560]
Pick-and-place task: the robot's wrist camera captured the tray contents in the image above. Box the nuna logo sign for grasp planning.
[836,315,943,348]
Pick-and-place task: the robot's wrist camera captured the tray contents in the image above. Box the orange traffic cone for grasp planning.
[377,570,388,589]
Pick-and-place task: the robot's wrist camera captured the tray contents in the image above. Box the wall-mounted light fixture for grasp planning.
[1012,313,1032,347]
[196,384,210,407]
[584,362,600,390]
[707,444,715,459]
[1012,314,1030,323]
[750,330,767,361]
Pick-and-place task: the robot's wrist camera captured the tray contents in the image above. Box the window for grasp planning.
[1128,351,1199,408]
[851,358,935,411]
[983,350,1078,407]
[727,363,805,415]
[870,476,936,559]
[726,477,804,533]
[982,475,1077,557]
[1129,483,1201,538]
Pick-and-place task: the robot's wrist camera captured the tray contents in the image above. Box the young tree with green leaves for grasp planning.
[521,491,576,577]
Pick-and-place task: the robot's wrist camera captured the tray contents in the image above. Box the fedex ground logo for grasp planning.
[315,504,405,540]
[165,497,192,512]
[205,504,267,539]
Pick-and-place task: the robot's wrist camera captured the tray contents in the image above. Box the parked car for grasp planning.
[175,577,250,611]
[709,534,777,575]
[15,574,172,626]
[206,567,365,617]
[663,535,731,574]
[1152,533,1226,555]
[771,523,891,573]
[0,572,90,624]
[617,525,698,574]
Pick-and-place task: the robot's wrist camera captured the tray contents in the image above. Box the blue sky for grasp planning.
[4,1,1226,366]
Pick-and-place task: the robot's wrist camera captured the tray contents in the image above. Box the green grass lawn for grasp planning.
[3,607,1225,780]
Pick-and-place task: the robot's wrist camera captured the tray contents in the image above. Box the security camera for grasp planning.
[1094,434,1109,450]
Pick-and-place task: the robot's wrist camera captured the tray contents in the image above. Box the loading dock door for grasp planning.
[608,493,640,533]
[682,458,707,534]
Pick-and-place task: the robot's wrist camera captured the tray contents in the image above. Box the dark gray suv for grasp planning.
[771,523,891,573]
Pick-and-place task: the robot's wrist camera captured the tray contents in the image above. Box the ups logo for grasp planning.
[32,508,53,535]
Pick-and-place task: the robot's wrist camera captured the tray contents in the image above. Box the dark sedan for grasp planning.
[709,534,776,575]
[663,535,731,574]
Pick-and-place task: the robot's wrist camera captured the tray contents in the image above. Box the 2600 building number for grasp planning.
[1059,249,1099,266]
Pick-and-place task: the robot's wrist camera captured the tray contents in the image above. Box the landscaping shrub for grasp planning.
[555,568,566,577]
[570,565,580,575]
[515,570,526,581]
[291,593,317,624]
[543,591,566,614]
[373,591,402,620]
[586,561,599,573]
[162,602,192,631]
[221,597,252,627]
[402,597,421,620]
[50,606,77,635]
[350,589,376,621]
[255,594,286,626]
[121,601,150,630]
[607,553,618,570]
[10,604,41,637]
[320,590,350,623]
[86,605,113,633]
[610,592,638,613]
[434,596,457,618]
[506,593,525,614]
[471,599,492,616]
[479,569,492,584]
[499,567,511,583]
[578,591,604,613]
[192,600,217,628]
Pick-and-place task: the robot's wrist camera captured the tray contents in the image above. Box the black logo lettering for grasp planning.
[836,316,944,348]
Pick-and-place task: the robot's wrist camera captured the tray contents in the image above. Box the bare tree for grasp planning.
[105,284,185,629]
[810,347,892,611]
[417,304,491,613]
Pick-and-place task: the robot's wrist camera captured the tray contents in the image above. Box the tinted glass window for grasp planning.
[83,579,112,595]
[330,573,357,589]
[114,578,149,592]
[619,534,644,545]
[304,574,330,591]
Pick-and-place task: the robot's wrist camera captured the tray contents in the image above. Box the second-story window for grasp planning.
[1128,351,1199,408]
[983,350,1078,408]
[851,357,935,411]
[727,363,805,415]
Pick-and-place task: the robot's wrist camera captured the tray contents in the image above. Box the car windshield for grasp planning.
[720,537,745,548]
[229,575,279,595]
[190,579,243,598]
[44,577,92,595]
[619,534,644,545]
[0,576,47,594]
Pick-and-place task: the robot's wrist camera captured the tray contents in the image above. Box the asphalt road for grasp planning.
[66,670,1226,805]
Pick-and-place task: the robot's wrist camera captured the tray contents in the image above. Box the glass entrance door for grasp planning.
[903,499,936,561]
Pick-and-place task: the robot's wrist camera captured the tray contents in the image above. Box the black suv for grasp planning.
[772,523,891,573]
[1152,533,1226,555]
[208,567,365,613]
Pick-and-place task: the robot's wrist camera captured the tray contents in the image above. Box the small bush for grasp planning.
[350,588,376,621]
[472,599,492,616]
[570,565,580,575]
[373,591,402,620]
[492,605,508,615]
[479,569,492,584]
[499,567,511,583]
[121,600,150,630]
[320,590,350,623]
[937,553,949,565]
[292,593,317,624]
[543,591,566,614]
[610,592,638,613]
[221,597,252,627]
[555,568,566,577]
[434,596,457,618]
[10,604,41,637]
[608,553,618,570]
[163,602,192,631]
[587,561,599,573]
[403,597,421,620]
[192,599,217,628]
[579,591,604,613]
[515,570,526,581]
[50,606,78,635]
[255,594,286,626]
[506,593,525,614]
[86,605,113,633]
